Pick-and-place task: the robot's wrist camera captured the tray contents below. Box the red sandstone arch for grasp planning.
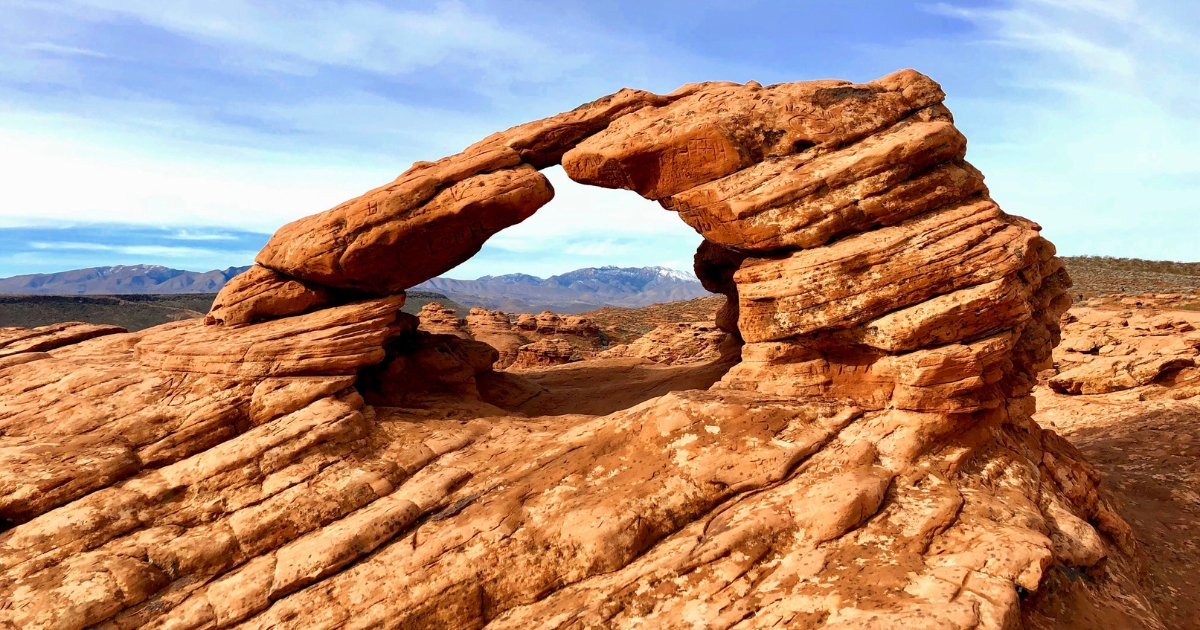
[1,70,1154,630]
[205,67,1070,420]
[208,70,963,328]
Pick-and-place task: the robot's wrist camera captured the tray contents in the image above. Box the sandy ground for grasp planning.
[512,356,737,416]
[1035,386,1200,629]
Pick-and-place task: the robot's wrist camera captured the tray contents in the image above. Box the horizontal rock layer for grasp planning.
[509,338,577,369]
[0,322,125,357]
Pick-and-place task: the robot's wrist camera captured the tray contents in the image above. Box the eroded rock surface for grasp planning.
[205,265,335,326]
[417,302,472,339]
[0,70,1167,630]
[509,338,577,369]
[0,321,124,358]
[464,307,530,369]
[514,311,602,340]
[416,306,606,370]
[1049,308,1200,397]
[1034,306,1200,630]
[598,321,733,366]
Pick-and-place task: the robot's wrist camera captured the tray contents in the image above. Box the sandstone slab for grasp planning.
[205,265,335,326]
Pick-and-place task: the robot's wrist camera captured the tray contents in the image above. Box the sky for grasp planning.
[0,0,1196,279]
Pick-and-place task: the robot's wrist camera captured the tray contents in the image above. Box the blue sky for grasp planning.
[0,0,1196,278]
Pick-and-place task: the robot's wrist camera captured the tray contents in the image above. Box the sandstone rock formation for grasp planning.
[0,321,124,358]
[1048,307,1199,398]
[514,311,602,340]
[598,321,732,366]
[415,306,606,370]
[1033,305,1200,630]
[511,310,606,360]
[204,265,334,326]
[464,308,530,369]
[359,324,502,407]
[416,302,472,338]
[693,240,746,335]
[0,70,1166,629]
[509,338,577,369]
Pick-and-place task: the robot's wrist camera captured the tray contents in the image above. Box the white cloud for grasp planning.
[29,241,112,251]
[168,230,239,241]
[41,0,586,82]
[564,240,635,257]
[24,42,110,57]
[1,0,1194,279]
[444,166,705,278]
[27,241,248,258]
[0,123,397,233]
[505,166,696,237]
[928,0,1200,260]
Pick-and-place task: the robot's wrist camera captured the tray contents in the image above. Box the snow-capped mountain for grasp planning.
[0,264,711,312]
[416,266,710,313]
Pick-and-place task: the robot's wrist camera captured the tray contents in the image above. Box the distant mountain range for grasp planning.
[416,266,711,313]
[0,265,252,295]
[0,264,712,313]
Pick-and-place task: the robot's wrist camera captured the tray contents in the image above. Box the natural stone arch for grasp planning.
[207,67,1055,420]
[1,70,1161,630]
[207,69,959,332]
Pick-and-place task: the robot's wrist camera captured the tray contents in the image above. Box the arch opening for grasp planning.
[375,166,742,417]
[359,175,744,417]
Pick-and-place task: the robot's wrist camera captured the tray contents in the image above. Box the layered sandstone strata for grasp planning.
[509,338,577,369]
[1049,307,1200,397]
[514,311,602,340]
[204,265,335,326]
[0,321,125,357]
[464,307,529,369]
[0,71,1162,630]
[413,306,606,370]
[598,321,732,366]
[416,302,472,338]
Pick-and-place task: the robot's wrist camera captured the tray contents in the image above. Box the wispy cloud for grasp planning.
[459,165,704,277]
[25,41,110,57]
[564,240,635,257]
[921,0,1200,260]
[29,0,587,85]
[0,225,269,275]
[168,230,240,241]
[28,241,243,258]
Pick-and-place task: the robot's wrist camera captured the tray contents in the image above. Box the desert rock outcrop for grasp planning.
[1048,307,1200,398]
[598,321,732,366]
[509,338,577,369]
[1033,305,1200,629]
[513,311,601,339]
[0,321,125,358]
[0,70,1164,630]
[204,265,335,326]
[414,306,607,370]
[464,307,530,369]
[416,302,472,338]
[692,240,746,335]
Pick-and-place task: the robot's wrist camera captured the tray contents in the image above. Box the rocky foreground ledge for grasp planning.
[0,71,1170,629]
